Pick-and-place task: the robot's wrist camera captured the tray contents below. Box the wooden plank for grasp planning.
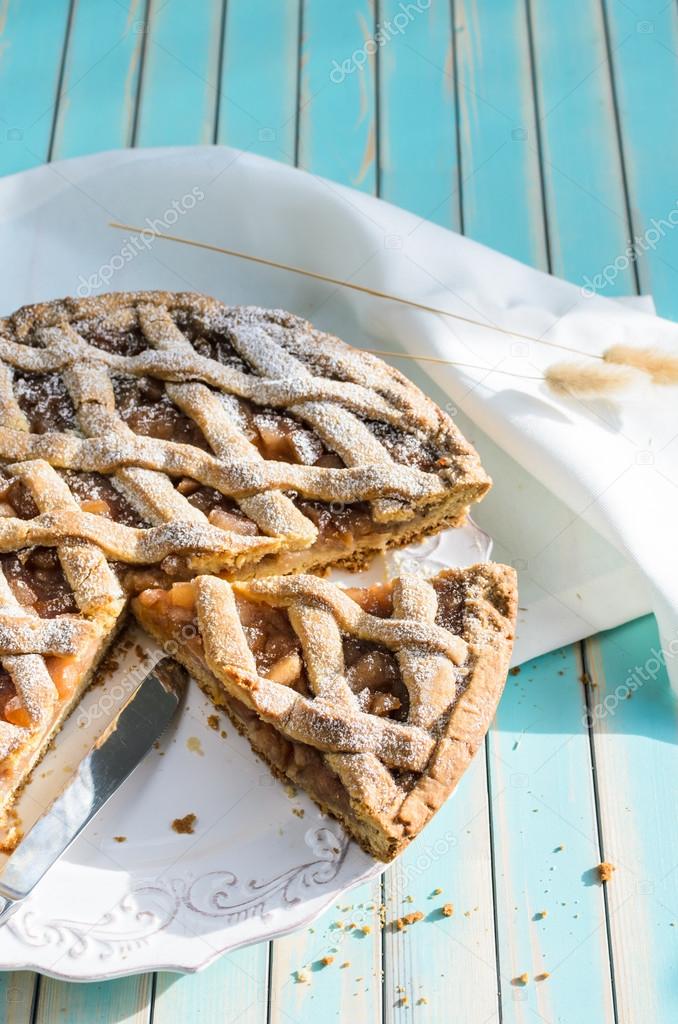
[51,0,146,159]
[34,974,152,1024]
[382,758,499,1022]
[298,0,377,191]
[0,0,71,174]
[269,878,382,1024]
[455,0,547,267]
[529,0,635,292]
[586,616,678,1023]
[453,4,620,1018]
[489,647,614,1021]
[216,0,300,162]
[0,971,37,1023]
[153,947,269,1024]
[603,0,678,316]
[378,0,459,227]
[135,0,223,146]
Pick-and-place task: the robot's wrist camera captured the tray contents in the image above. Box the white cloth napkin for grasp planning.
[0,147,675,681]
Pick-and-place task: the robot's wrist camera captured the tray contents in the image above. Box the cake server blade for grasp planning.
[0,656,186,925]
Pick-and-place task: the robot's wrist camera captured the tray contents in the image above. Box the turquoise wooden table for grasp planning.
[1,1,677,1021]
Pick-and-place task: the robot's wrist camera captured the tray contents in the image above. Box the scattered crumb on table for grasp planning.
[598,861,615,883]
[113,835,127,843]
[395,911,424,930]
[206,714,220,731]
[171,813,197,835]
[512,973,529,986]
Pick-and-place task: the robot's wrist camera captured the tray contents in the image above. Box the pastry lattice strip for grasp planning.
[136,305,315,547]
[224,319,405,522]
[193,575,468,808]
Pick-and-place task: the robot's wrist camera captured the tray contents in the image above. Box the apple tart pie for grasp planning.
[134,565,517,860]
[0,289,500,851]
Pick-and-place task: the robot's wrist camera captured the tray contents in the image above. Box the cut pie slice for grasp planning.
[0,462,127,848]
[134,564,517,860]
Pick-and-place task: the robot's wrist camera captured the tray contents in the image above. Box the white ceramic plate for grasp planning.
[0,521,491,980]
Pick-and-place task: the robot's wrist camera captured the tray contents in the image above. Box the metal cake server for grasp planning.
[0,656,186,927]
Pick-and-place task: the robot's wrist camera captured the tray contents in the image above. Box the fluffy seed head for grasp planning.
[603,345,678,385]
[545,360,645,398]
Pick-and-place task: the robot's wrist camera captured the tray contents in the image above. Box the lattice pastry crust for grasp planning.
[135,564,517,860]
[0,289,492,846]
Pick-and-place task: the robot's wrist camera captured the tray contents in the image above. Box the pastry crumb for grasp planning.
[171,813,197,835]
[340,961,351,969]
[206,714,220,730]
[512,973,529,986]
[395,911,424,930]
[417,996,429,1005]
[295,969,310,984]
[186,736,204,757]
[598,861,615,883]
[320,955,334,966]
[360,924,371,935]
[535,909,548,919]
[113,835,127,843]
[535,972,550,982]
[432,887,443,895]
[441,903,454,917]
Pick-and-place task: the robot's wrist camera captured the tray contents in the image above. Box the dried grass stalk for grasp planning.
[545,360,645,397]
[603,345,678,385]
